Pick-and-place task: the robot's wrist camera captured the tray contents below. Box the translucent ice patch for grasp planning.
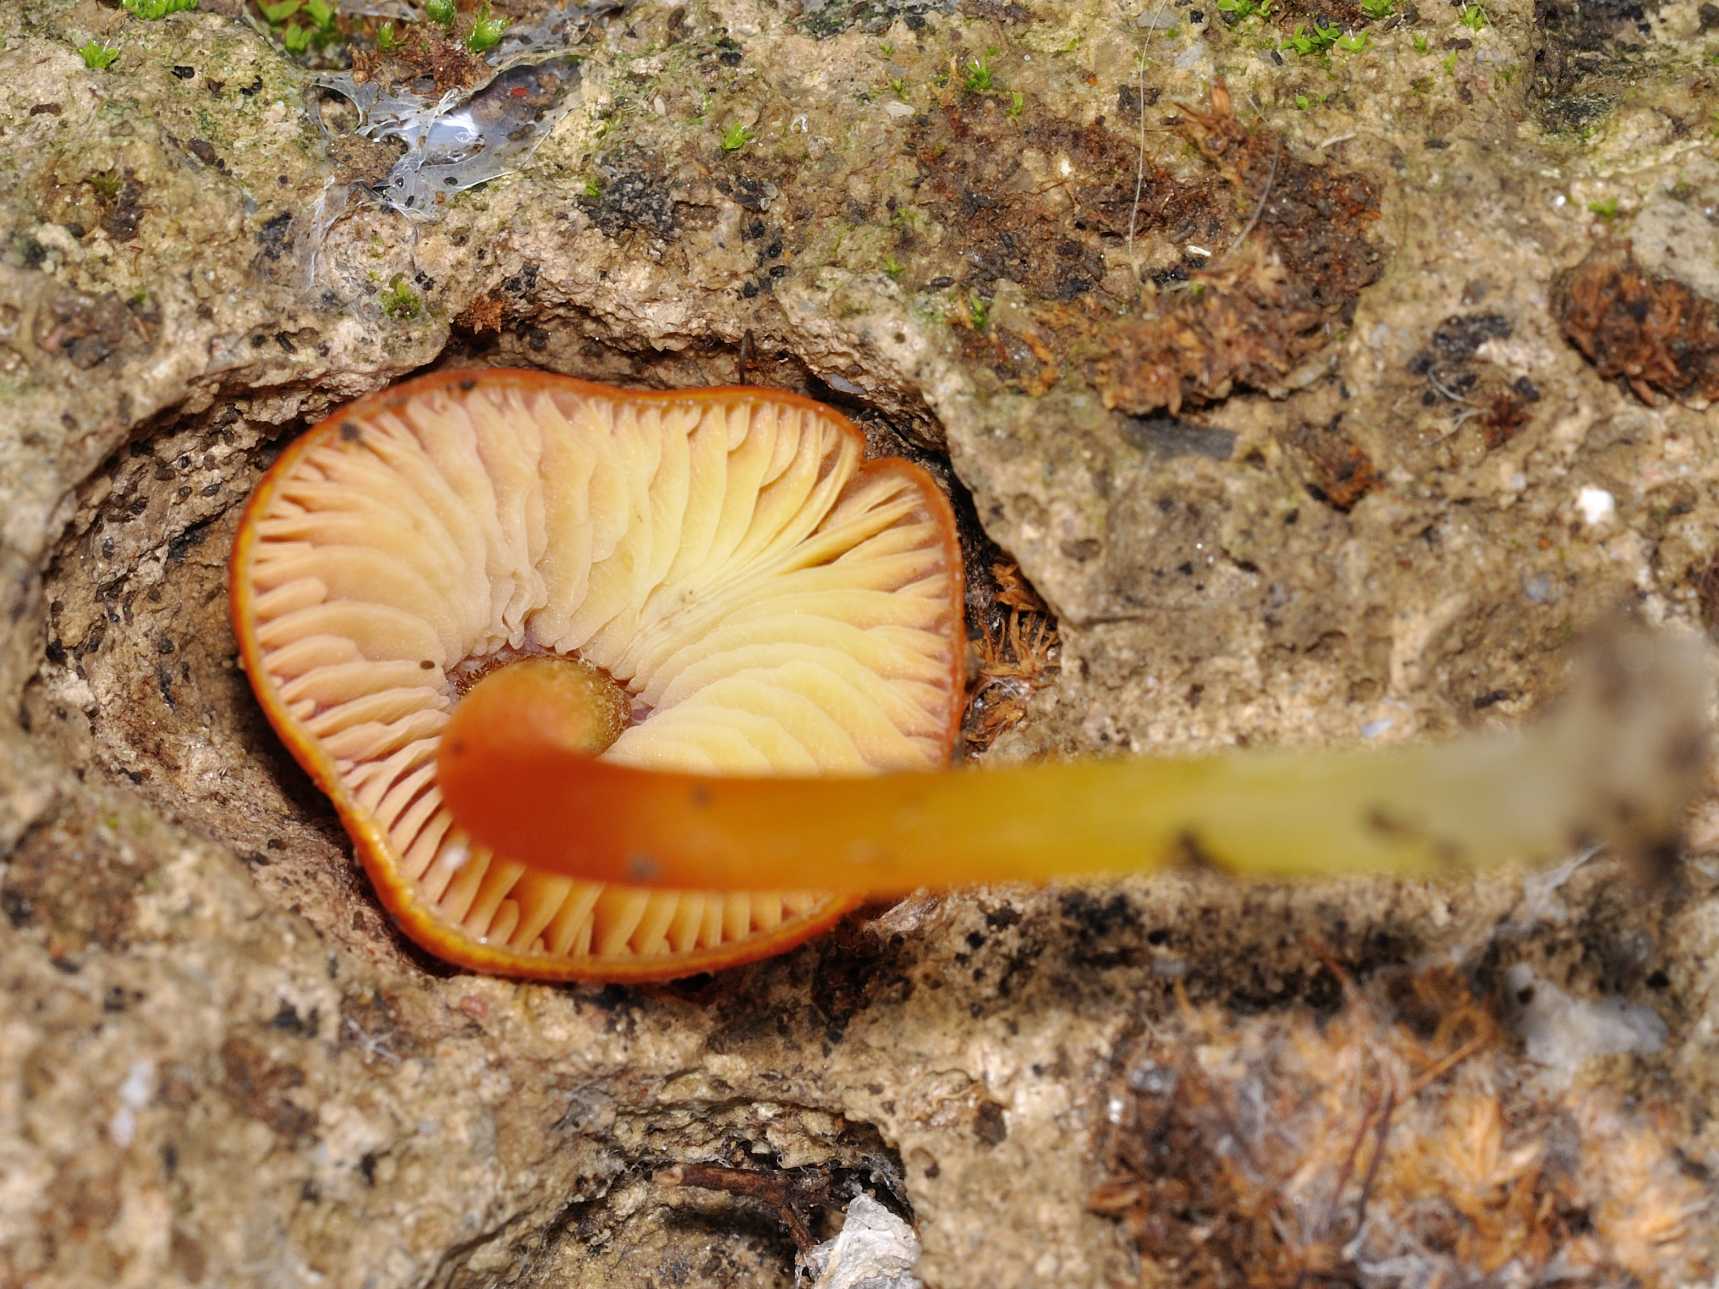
[314,0,621,221]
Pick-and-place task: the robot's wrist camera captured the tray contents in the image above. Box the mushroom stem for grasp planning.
[438,627,1711,896]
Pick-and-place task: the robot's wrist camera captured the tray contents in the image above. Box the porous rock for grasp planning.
[4,0,1719,1285]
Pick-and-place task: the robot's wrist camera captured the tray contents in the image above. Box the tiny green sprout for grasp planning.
[963,53,995,94]
[1284,18,1343,54]
[1295,92,1311,109]
[424,0,456,27]
[379,274,422,320]
[78,40,121,69]
[581,176,602,199]
[889,76,908,100]
[1459,3,1488,29]
[1007,89,1024,117]
[1219,0,1275,19]
[720,122,754,152]
[303,0,337,29]
[1587,196,1619,220]
[122,0,199,17]
[1442,50,1458,73]
[881,252,904,280]
[258,0,299,22]
[1412,31,1429,51]
[878,40,895,57]
[281,21,313,52]
[967,293,991,330]
[376,20,400,49]
[467,3,507,53]
[1336,30,1368,50]
[1360,0,1394,17]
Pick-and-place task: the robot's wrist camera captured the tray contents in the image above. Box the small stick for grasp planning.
[659,1163,822,1252]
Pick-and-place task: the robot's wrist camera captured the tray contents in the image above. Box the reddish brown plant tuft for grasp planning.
[1555,243,1719,405]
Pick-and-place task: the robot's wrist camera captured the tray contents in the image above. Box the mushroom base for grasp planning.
[451,653,634,757]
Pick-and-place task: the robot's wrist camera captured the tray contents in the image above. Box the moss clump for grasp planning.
[78,41,121,69]
[378,275,422,321]
[122,0,198,18]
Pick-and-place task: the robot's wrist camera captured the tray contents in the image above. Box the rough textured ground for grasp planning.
[3,0,1719,1285]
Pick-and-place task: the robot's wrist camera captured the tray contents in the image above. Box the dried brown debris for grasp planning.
[1284,416,1382,512]
[910,100,1168,307]
[964,559,1060,752]
[455,293,506,335]
[348,23,487,96]
[948,309,1061,396]
[1092,969,1713,1288]
[1098,84,1384,416]
[659,1163,833,1252]
[904,78,1377,411]
[1555,243,1719,405]
[1478,385,1535,449]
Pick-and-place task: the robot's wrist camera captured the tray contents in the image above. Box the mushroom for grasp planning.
[235,373,1713,983]
[230,369,965,981]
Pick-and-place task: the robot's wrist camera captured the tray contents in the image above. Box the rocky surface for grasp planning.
[3,0,1719,1285]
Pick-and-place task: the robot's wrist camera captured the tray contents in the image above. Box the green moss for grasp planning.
[122,0,198,17]
[467,3,508,53]
[87,169,125,199]
[1284,19,1343,55]
[378,274,422,320]
[963,53,996,94]
[78,40,121,69]
[1217,0,1274,21]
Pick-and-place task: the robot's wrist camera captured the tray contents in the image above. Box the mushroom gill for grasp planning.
[229,370,965,981]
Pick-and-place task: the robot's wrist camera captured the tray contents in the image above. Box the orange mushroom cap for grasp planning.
[229,369,965,981]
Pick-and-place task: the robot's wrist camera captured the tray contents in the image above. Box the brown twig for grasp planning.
[658,1163,825,1252]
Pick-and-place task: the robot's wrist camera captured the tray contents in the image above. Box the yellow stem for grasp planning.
[437,627,1710,896]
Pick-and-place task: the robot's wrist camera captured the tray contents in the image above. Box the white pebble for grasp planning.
[1576,486,1615,526]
